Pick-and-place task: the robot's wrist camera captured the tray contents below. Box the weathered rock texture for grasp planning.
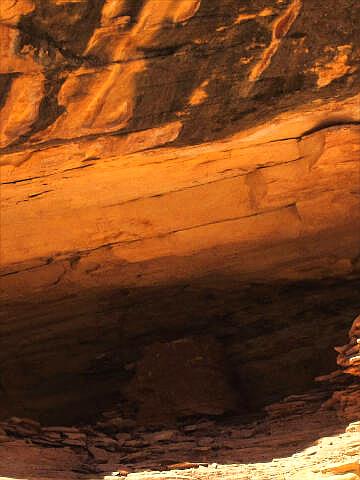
[1,0,360,285]
[336,315,360,377]
[0,0,360,445]
[0,377,359,479]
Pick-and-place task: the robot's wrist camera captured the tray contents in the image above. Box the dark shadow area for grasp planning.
[302,118,360,137]
[1,276,359,425]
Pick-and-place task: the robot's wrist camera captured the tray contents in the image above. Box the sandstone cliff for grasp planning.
[0,1,359,479]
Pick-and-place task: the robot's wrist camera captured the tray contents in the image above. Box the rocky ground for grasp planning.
[0,378,359,480]
[1,316,359,480]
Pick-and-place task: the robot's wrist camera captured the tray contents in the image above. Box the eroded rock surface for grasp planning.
[336,315,360,377]
[0,377,359,480]
[0,2,360,476]
[1,0,360,423]
[1,0,360,288]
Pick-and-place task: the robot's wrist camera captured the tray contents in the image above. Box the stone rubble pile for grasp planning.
[336,315,360,377]
[310,314,360,429]
[0,316,359,478]
[1,377,359,478]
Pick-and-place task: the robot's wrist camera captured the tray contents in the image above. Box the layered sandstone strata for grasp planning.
[0,2,359,479]
[1,0,360,423]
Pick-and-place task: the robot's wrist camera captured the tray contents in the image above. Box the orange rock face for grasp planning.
[1,0,360,289]
[0,1,359,478]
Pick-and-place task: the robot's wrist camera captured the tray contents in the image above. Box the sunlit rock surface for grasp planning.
[0,0,359,478]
